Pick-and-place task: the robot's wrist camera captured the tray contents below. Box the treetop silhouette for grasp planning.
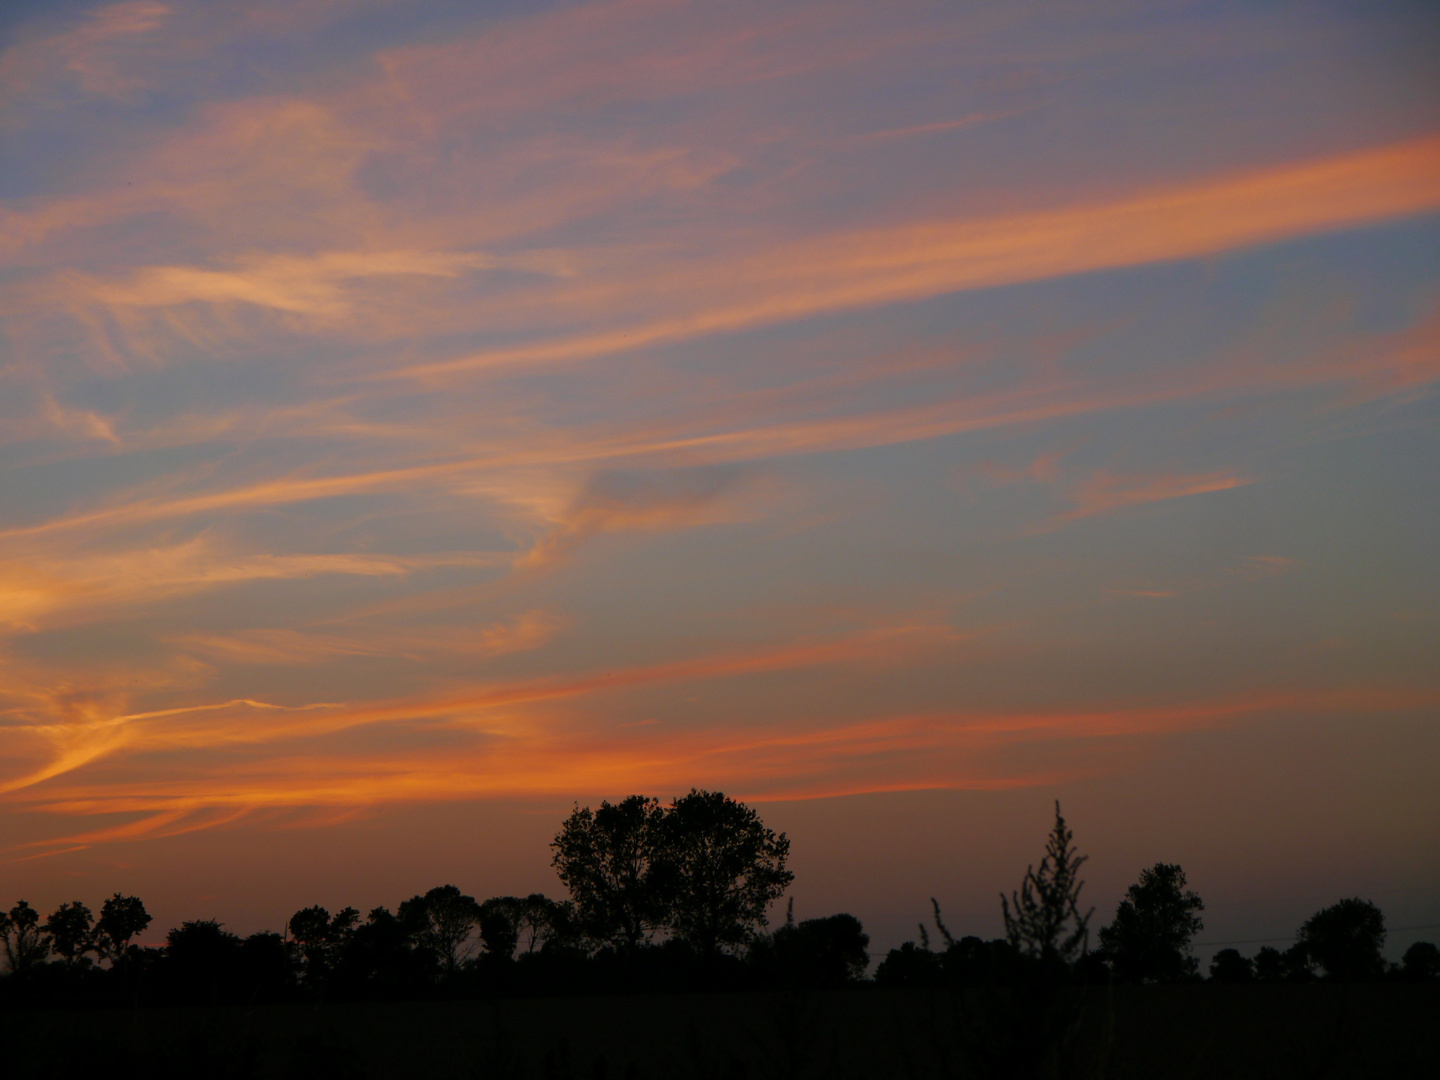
[1000,800,1093,966]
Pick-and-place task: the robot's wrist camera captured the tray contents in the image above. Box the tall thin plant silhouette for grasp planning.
[1001,801,1093,966]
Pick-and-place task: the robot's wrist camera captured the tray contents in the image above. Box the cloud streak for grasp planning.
[391,136,1440,380]
[1059,470,1253,522]
[8,679,1435,859]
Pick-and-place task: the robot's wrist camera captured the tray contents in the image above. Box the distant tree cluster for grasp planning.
[3,794,1433,1011]
[875,802,1438,989]
[1,790,869,1007]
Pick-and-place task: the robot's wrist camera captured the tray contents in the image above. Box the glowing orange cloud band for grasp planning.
[392,136,1440,380]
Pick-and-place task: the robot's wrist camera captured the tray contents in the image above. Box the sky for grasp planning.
[1,0,1438,962]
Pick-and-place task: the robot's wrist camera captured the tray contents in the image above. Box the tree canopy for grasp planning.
[551,795,668,953]
[551,790,792,958]
[658,789,793,959]
[1098,862,1205,982]
[1297,898,1386,981]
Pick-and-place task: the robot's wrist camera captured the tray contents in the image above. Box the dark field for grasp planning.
[4,985,1437,1080]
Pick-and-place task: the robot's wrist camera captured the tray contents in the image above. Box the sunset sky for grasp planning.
[2,0,1438,959]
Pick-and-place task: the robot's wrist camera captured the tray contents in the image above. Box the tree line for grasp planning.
[2,794,1436,1008]
[872,803,1439,988]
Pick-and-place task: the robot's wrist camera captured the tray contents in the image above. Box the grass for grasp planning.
[2,984,1436,1079]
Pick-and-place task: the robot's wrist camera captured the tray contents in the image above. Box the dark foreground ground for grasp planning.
[3,985,1436,1080]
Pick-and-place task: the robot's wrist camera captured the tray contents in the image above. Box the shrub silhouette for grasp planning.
[874,940,942,987]
[758,907,870,987]
[1000,801,1093,968]
[1209,947,1253,983]
[1401,941,1440,982]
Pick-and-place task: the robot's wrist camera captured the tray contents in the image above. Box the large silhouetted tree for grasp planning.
[658,789,793,960]
[1000,801,1093,966]
[1297,898,1386,981]
[399,885,481,976]
[289,905,359,986]
[1,901,51,973]
[44,902,94,967]
[1099,863,1204,982]
[552,795,668,953]
[94,894,151,965]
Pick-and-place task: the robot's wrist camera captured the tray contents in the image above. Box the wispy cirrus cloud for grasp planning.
[170,609,564,667]
[0,1,170,102]
[0,618,965,817]
[7,677,1435,859]
[387,136,1440,381]
[1,0,1438,886]
[0,535,507,631]
[1058,470,1254,522]
[521,465,756,567]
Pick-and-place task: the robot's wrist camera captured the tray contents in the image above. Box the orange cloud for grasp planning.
[0,1,169,101]
[170,610,564,667]
[0,620,963,806]
[520,465,754,567]
[392,135,1440,380]
[977,450,1068,486]
[8,680,1436,859]
[0,536,506,631]
[1058,470,1253,522]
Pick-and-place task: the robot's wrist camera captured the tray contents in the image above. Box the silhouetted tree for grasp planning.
[164,920,242,1003]
[398,885,481,976]
[941,935,1023,986]
[1099,863,1204,982]
[1,901,51,973]
[658,789,793,960]
[1209,947,1253,983]
[1253,945,1285,981]
[239,932,291,1001]
[478,897,522,961]
[1297,898,1386,981]
[874,941,942,987]
[516,894,574,953]
[44,902,94,967]
[768,911,870,987]
[288,904,358,987]
[335,906,432,995]
[93,893,151,965]
[552,795,668,953]
[1282,942,1315,981]
[1400,941,1440,982]
[1000,801,1093,967]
